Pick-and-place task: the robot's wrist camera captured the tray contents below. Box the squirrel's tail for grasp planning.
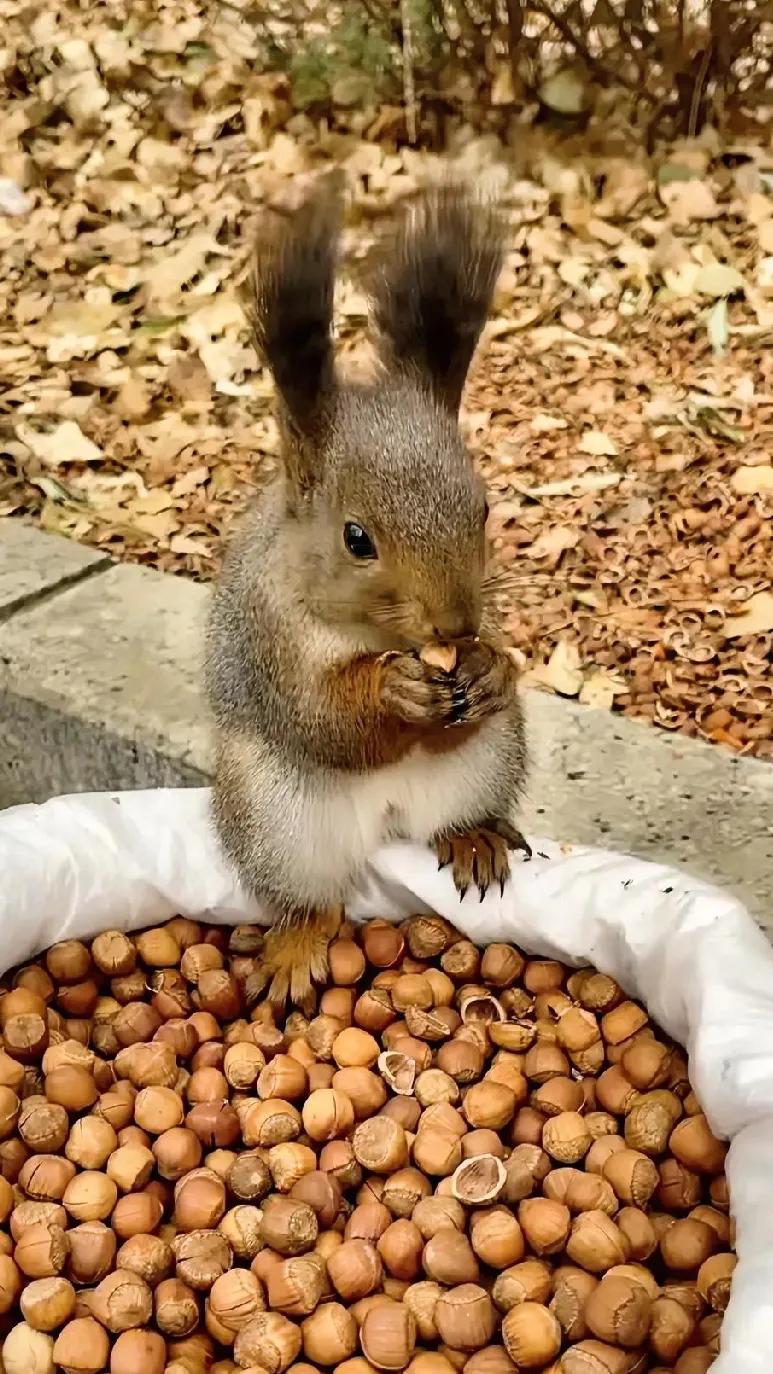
[250,180,342,435]
[367,185,504,412]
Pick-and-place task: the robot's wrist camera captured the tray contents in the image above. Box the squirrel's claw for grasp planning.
[431,826,512,902]
[258,909,342,1013]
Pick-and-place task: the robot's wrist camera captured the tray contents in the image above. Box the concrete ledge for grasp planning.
[1,521,771,927]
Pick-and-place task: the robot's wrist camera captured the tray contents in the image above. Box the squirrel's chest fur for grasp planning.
[215,710,523,911]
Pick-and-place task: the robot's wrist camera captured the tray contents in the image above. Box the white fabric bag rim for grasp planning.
[1,784,772,1373]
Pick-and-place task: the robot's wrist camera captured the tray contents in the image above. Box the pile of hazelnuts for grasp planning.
[0,913,735,1374]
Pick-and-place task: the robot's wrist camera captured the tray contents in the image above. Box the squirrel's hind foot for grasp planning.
[433,820,531,901]
[255,908,343,1013]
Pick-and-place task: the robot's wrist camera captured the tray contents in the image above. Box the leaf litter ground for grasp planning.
[1,7,773,757]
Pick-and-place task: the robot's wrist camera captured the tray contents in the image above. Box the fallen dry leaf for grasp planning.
[659,177,719,225]
[578,429,618,457]
[722,592,773,638]
[16,421,103,466]
[579,669,629,710]
[730,465,773,494]
[524,641,584,697]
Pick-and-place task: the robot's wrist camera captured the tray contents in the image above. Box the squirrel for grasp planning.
[205,183,530,1010]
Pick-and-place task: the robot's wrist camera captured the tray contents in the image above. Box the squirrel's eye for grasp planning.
[344,521,377,560]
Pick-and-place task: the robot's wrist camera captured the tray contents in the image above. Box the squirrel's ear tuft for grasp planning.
[366,185,504,413]
[250,180,342,476]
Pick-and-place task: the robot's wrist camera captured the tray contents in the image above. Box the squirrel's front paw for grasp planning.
[449,640,518,725]
[380,653,456,725]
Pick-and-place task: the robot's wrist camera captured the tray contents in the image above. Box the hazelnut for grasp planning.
[403,1281,443,1341]
[382,1168,431,1218]
[302,1301,358,1365]
[461,1082,515,1130]
[435,1285,495,1352]
[14,1221,68,1278]
[602,1149,659,1208]
[658,1159,702,1212]
[112,1189,164,1239]
[10,1201,64,1240]
[566,1212,630,1274]
[332,1068,387,1120]
[413,1126,463,1178]
[584,1274,652,1347]
[267,1254,326,1316]
[660,1218,717,1272]
[3,1322,55,1374]
[258,1056,308,1103]
[670,1115,727,1176]
[469,1208,524,1268]
[106,1142,155,1192]
[549,1267,597,1342]
[134,1086,185,1134]
[110,1329,166,1374]
[154,1277,200,1336]
[649,1295,695,1363]
[532,1071,582,1115]
[20,1275,76,1331]
[615,1207,657,1262]
[241,1098,302,1147]
[303,1090,356,1142]
[623,1101,673,1156]
[347,1201,397,1243]
[377,1219,423,1280]
[333,1029,380,1070]
[696,1252,736,1311]
[91,1268,153,1332]
[0,1253,23,1312]
[135,927,181,968]
[328,1240,383,1301]
[19,1154,76,1201]
[91,933,136,977]
[66,1221,117,1285]
[260,1196,319,1256]
[491,1259,552,1313]
[501,1303,561,1369]
[228,1150,272,1203]
[328,938,367,986]
[175,1167,227,1230]
[517,1199,571,1257]
[235,1312,303,1373]
[423,1228,479,1285]
[560,1341,638,1374]
[173,1229,233,1290]
[154,1126,203,1180]
[54,1317,110,1374]
[353,1117,408,1173]
[543,1168,617,1217]
[542,1112,592,1165]
[117,1232,174,1284]
[360,1300,416,1370]
[362,922,405,969]
[503,1144,550,1203]
[586,1136,626,1177]
[462,1350,517,1374]
[209,1268,265,1333]
[18,1098,69,1154]
[65,1117,118,1171]
[218,1205,264,1260]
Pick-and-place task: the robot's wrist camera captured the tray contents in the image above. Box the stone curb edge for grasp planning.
[1,520,771,925]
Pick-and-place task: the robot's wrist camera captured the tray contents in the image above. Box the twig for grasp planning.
[689,41,712,137]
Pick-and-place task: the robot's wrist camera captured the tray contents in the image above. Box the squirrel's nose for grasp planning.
[431,609,478,640]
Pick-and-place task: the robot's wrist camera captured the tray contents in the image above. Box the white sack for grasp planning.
[1,785,772,1373]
